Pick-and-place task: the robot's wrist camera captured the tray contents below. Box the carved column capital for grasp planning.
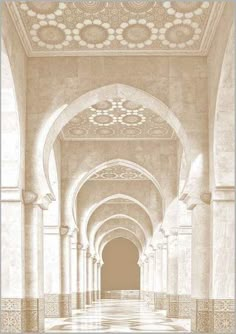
[60,225,70,236]
[22,190,54,210]
[22,190,38,205]
[200,192,212,204]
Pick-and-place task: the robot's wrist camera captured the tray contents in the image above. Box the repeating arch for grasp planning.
[82,193,153,245]
[36,84,192,200]
[89,213,150,254]
[94,217,146,256]
[98,228,143,261]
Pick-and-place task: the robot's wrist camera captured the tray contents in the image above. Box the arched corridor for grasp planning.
[1,1,235,333]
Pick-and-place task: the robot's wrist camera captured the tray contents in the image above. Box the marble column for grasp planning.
[143,257,149,302]
[209,187,235,333]
[71,232,77,309]
[93,257,98,301]
[60,226,72,317]
[186,194,211,332]
[24,192,47,333]
[97,261,102,300]
[177,225,192,319]
[44,226,62,318]
[139,260,144,300]
[77,244,87,309]
[154,242,167,310]
[1,189,25,333]
[148,252,155,306]
[86,251,93,305]
[166,230,178,318]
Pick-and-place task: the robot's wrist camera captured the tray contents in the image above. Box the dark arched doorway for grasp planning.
[101,237,140,299]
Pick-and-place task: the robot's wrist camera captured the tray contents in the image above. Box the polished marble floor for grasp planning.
[46,299,191,333]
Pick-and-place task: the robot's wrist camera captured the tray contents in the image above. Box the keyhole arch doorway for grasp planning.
[101,237,140,292]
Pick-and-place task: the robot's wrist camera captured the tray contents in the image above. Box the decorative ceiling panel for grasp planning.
[90,165,148,181]
[61,98,176,140]
[7,1,225,56]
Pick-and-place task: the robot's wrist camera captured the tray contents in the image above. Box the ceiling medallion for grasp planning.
[74,20,115,48]
[30,21,72,49]
[95,128,115,136]
[20,2,66,19]
[75,1,107,14]
[121,127,142,137]
[163,1,210,18]
[159,19,201,48]
[148,126,169,137]
[68,127,88,136]
[121,1,155,14]
[118,112,146,126]
[116,19,158,48]
[89,111,117,126]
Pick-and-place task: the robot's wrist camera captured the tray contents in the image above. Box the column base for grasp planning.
[72,293,77,309]
[76,292,86,309]
[86,291,92,305]
[45,294,71,318]
[154,293,166,310]
[1,298,25,333]
[147,292,155,306]
[92,290,98,301]
[167,294,179,318]
[191,298,235,333]
[1,298,45,333]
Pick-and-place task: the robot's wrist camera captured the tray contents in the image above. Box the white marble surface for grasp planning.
[45,299,190,333]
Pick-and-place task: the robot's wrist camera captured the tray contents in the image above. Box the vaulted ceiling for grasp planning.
[61,98,176,140]
[7,1,225,56]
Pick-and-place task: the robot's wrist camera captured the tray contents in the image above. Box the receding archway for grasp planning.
[101,237,140,292]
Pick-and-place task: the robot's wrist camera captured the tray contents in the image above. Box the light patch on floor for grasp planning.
[45,299,191,333]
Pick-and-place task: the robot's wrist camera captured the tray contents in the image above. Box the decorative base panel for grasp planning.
[72,293,77,309]
[154,293,166,310]
[167,295,191,319]
[45,294,71,318]
[191,298,235,333]
[76,292,86,309]
[86,291,92,305]
[101,290,140,300]
[1,298,44,333]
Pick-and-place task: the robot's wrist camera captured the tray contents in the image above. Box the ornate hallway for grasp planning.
[46,299,190,333]
[1,1,235,333]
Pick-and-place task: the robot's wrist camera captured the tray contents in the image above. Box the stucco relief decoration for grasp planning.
[91,165,148,180]
[61,98,175,139]
[10,1,215,55]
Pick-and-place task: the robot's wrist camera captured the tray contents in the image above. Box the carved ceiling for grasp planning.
[61,98,176,140]
[90,165,148,181]
[7,1,225,56]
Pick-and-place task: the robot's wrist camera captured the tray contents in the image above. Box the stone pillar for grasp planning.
[60,226,72,317]
[138,260,144,300]
[97,261,102,300]
[1,188,25,333]
[166,230,178,318]
[209,187,235,333]
[92,257,98,301]
[44,226,62,318]
[71,232,77,310]
[77,244,86,309]
[86,251,93,305]
[143,257,149,302]
[24,192,47,333]
[154,242,167,310]
[185,194,211,332]
[148,252,155,306]
[177,224,192,319]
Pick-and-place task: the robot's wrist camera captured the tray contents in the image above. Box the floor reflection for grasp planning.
[46,299,191,332]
